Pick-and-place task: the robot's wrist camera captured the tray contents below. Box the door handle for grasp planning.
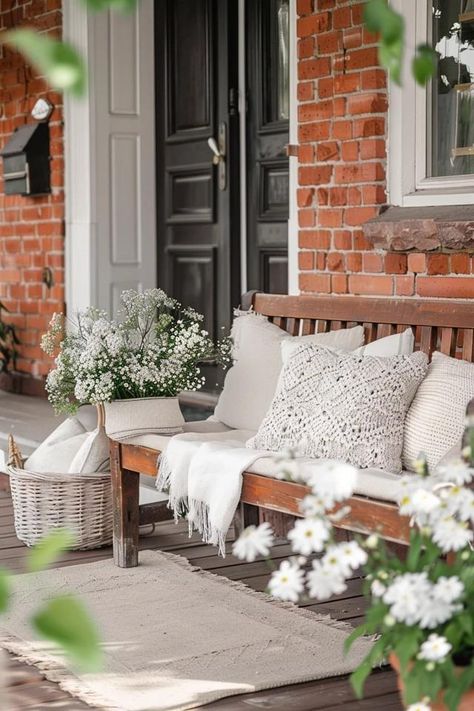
[208,122,227,190]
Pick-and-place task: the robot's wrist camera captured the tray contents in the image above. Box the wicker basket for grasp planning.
[8,466,113,549]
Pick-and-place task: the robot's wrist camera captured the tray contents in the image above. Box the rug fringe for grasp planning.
[0,633,120,710]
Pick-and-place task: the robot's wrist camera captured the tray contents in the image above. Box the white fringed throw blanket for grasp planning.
[156,430,265,554]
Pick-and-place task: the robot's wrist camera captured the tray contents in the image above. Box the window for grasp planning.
[430,0,474,178]
[389,0,474,206]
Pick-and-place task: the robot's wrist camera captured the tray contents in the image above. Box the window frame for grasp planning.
[389,0,474,207]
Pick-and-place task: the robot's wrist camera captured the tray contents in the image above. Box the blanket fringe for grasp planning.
[188,499,227,557]
[156,452,189,521]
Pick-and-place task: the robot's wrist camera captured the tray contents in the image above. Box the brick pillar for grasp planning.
[0,0,64,394]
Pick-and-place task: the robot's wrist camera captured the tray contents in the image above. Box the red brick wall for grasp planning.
[0,0,64,394]
[296,0,474,300]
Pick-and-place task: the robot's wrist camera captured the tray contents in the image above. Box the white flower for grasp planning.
[406,703,431,711]
[268,560,305,602]
[383,573,432,625]
[433,576,464,604]
[418,634,452,663]
[299,494,326,517]
[307,560,347,600]
[371,580,386,598]
[232,522,274,562]
[322,541,367,578]
[436,460,474,486]
[431,517,473,553]
[365,534,379,549]
[411,489,441,514]
[288,518,330,555]
[418,597,460,630]
[306,461,358,506]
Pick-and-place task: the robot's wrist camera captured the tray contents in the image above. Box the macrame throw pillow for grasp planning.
[403,352,474,472]
[247,345,428,473]
[214,312,364,431]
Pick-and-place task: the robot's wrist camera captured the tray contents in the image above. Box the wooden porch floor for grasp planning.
[0,487,403,711]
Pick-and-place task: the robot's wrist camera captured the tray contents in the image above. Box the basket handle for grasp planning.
[96,403,106,431]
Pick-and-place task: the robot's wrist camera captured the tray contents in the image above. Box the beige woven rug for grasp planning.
[0,550,372,711]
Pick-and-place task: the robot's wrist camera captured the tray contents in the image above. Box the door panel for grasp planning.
[246,0,290,295]
[156,0,239,392]
[155,0,239,348]
[93,0,156,315]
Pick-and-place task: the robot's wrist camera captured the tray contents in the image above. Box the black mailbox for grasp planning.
[0,122,50,196]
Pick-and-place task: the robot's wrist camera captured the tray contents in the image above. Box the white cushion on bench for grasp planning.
[127,419,403,504]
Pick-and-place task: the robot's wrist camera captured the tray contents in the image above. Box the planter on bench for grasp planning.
[108,292,474,568]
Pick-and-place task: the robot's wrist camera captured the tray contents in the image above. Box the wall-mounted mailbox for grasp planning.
[0,122,50,196]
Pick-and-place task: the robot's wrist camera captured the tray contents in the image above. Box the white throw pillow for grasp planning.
[355,328,414,357]
[214,312,364,431]
[247,345,428,473]
[69,427,110,473]
[25,417,90,473]
[403,352,474,472]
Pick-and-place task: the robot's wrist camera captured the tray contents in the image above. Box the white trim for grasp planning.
[238,0,248,296]
[388,0,474,207]
[63,2,96,313]
[288,0,298,295]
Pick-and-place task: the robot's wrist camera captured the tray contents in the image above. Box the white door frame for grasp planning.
[63,0,97,314]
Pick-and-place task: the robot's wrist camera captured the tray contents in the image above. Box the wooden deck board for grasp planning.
[0,489,402,710]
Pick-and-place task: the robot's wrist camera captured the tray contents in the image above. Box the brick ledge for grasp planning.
[363,205,474,252]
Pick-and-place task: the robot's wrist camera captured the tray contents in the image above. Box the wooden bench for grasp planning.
[109,292,474,567]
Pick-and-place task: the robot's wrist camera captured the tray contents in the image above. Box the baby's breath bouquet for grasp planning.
[42,289,230,415]
[233,407,474,711]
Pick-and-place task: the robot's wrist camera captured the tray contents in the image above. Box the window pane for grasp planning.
[262,0,289,125]
[430,0,474,177]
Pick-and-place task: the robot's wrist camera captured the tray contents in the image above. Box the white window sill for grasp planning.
[397,191,474,208]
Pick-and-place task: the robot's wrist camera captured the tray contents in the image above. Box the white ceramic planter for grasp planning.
[104,397,185,441]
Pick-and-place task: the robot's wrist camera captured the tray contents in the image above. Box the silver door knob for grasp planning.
[207,137,224,164]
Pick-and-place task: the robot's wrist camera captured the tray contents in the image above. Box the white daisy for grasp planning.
[437,460,474,486]
[433,576,464,604]
[371,580,386,598]
[306,461,358,505]
[322,541,367,578]
[232,522,274,562]
[268,560,305,603]
[383,573,432,625]
[418,634,452,663]
[288,518,330,555]
[418,597,460,630]
[406,703,431,711]
[307,560,347,601]
[432,517,473,553]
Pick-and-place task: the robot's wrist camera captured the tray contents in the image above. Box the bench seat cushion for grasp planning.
[127,420,403,504]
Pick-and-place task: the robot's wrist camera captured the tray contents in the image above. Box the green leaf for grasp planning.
[344,623,368,654]
[32,595,101,671]
[350,638,386,698]
[363,0,404,45]
[83,0,137,11]
[27,529,75,573]
[3,30,86,96]
[379,39,403,86]
[412,43,437,86]
[406,531,423,571]
[0,570,10,613]
[394,627,420,671]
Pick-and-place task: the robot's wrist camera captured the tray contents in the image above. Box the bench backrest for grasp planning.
[243,292,474,362]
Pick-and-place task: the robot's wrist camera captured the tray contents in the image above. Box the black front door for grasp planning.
[155,0,240,353]
[155,1,289,394]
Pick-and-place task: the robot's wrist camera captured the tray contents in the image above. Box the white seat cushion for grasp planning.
[124,418,233,451]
